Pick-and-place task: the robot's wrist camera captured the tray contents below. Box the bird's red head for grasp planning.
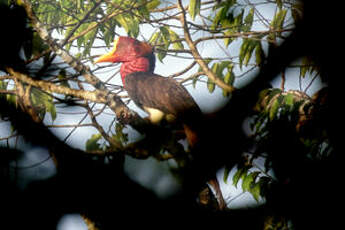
[95,37,155,84]
[95,36,153,63]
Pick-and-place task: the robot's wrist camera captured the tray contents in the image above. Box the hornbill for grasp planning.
[95,36,201,147]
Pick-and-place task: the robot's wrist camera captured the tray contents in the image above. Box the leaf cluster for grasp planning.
[226,85,331,204]
[251,87,331,166]
[239,37,264,69]
[86,123,128,152]
[191,1,295,97]
[227,163,271,202]
[32,0,161,59]
[200,60,235,97]
[149,26,184,62]
[30,87,57,121]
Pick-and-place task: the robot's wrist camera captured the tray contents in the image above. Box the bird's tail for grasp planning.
[183,124,199,148]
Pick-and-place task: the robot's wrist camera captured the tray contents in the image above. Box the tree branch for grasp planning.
[85,103,123,150]
[7,67,107,103]
[177,0,236,93]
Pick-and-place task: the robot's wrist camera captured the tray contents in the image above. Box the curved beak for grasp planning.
[94,38,120,64]
[94,51,117,64]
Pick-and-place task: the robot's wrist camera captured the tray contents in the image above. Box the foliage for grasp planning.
[226,87,331,204]
[226,161,271,202]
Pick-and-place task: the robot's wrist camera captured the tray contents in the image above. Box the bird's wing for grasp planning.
[124,72,201,118]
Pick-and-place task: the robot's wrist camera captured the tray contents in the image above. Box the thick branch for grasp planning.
[177,0,236,93]
[7,68,107,103]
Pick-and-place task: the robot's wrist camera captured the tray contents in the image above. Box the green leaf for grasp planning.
[157,49,167,63]
[192,76,198,88]
[244,41,256,66]
[267,88,282,101]
[103,21,116,46]
[212,3,231,30]
[276,0,283,9]
[207,78,215,93]
[0,80,8,90]
[242,8,254,32]
[86,133,102,151]
[300,56,315,78]
[239,39,257,68]
[285,93,294,107]
[146,0,161,10]
[6,94,17,105]
[128,17,140,37]
[0,80,8,100]
[116,14,139,37]
[172,41,184,50]
[232,168,242,188]
[255,41,264,66]
[224,71,235,85]
[83,27,98,56]
[268,9,287,41]
[269,98,280,120]
[168,29,184,50]
[218,61,231,72]
[206,62,224,93]
[211,62,219,76]
[239,39,249,69]
[116,14,128,31]
[159,26,170,46]
[46,99,57,121]
[189,0,201,21]
[30,87,56,120]
[138,5,150,20]
[76,35,85,50]
[223,167,231,183]
[77,0,84,10]
[224,30,234,47]
[223,69,235,97]
[113,123,128,144]
[149,31,160,45]
[250,182,261,201]
[232,166,249,188]
[242,171,260,192]
[234,9,244,32]
[271,9,287,31]
[32,32,49,56]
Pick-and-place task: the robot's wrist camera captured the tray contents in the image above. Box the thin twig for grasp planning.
[304,73,320,94]
[169,61,197,78]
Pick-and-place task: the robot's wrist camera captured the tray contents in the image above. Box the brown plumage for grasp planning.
[125,72,201,120]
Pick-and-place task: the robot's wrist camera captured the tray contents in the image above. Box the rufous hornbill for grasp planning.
[95,36,201,147]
